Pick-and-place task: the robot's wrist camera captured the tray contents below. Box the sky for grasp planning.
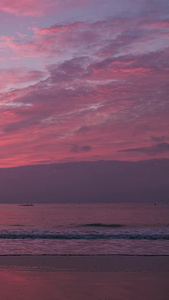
[1,160,169,203]
[0,0,169,168]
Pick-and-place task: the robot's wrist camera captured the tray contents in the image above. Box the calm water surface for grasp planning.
[0,203,168,255]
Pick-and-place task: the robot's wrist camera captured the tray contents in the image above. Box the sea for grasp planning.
[0,203,169,255]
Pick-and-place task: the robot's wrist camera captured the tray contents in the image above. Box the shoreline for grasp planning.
[0,253,169,255]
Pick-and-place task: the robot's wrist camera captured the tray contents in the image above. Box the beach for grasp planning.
[0,255,169,300]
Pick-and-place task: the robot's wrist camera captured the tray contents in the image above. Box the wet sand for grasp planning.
[0,255,169,300]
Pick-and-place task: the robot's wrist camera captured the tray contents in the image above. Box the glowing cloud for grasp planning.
[0,0,169,167]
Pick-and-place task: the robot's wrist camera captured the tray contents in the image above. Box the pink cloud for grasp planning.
[0,44,169,167]
[0,0,95,17]
[0,68,45,90]
[0,0,55,16]
[0,7,169,167]
[0,19,129,59]
[1,16,168,65]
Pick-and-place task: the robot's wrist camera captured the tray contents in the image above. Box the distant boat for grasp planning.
[18,203,34,207]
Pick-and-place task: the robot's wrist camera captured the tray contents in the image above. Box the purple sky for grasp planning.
[0,0,169,167]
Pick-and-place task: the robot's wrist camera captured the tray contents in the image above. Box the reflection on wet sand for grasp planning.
[0,255,169,300]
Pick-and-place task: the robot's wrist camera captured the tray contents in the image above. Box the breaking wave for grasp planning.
[0,229,168,240]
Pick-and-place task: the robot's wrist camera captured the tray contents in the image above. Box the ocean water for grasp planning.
[0,203,168,255]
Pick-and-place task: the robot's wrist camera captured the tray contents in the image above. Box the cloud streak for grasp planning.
[0,68,45,90]
[0,0,56,16]
[118,143,169,155]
